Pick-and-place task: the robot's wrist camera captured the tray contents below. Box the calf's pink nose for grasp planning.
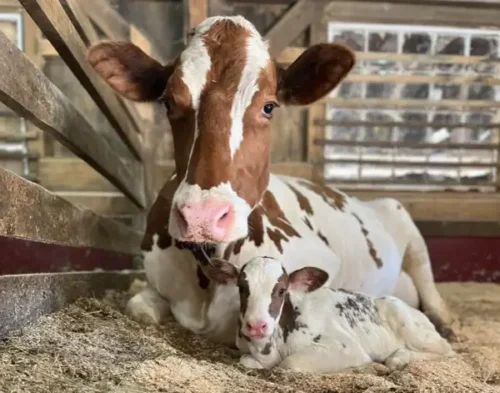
[174,202,234,242]
[246,321,268,337]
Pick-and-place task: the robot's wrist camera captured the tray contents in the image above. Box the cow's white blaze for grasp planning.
[229,25,270,158]
[179,17,211,187]
[241,257,285,337]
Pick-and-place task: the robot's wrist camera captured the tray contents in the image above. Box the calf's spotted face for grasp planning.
[88,16,355,243]
[202,257,329,340]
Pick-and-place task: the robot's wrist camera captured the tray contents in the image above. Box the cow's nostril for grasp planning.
[216,206,232,225]
[175,205,189,233]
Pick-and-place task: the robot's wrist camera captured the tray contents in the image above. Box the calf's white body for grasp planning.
[227,258,455,373]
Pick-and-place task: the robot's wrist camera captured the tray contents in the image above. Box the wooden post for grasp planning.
[308,103,326,184]
[307,3,328,184]
[183,0,207,33]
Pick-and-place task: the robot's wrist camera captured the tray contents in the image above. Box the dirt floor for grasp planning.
[1,282,499,393]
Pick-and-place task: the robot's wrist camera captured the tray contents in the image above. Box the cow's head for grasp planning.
[201,256,329,340]
[88,16,355,243]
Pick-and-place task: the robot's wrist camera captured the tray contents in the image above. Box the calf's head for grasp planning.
[202,256,328,340]
[88,16,355,243]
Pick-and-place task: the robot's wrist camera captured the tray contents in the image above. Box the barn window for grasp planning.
[322,23,500,191]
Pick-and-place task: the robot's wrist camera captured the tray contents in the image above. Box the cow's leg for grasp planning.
[125,285,170,325]
[393,270,419,309]
[370,198,454,340]
[402,231,455,340]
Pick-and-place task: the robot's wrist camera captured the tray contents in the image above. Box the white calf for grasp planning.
[202,256,455,373]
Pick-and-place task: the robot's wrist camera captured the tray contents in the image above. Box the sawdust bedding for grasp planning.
[1,282,499,393]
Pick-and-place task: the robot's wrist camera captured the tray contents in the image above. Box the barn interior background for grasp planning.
[0,0,499,336]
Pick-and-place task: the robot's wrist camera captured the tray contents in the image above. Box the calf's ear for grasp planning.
[289,267,329,293]
[87,41,175,102]
[201,258,239,285]
[276,43,355,106]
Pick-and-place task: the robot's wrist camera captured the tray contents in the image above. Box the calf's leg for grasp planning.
[126,286,170,324]
[385,348,453,371]
[279,338,372,374]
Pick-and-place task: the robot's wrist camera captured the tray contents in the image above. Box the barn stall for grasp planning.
[0,0,499,392]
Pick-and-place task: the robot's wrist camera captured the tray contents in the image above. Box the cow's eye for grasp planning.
[164,98,172,113]
[262,103,275,118]
[278,288,286,296]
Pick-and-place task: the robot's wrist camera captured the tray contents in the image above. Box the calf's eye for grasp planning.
[262,103,275,118]
[278,288,286,296]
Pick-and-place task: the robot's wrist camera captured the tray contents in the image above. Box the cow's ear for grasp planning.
[276,43,355,106]
[88,41,175,102]
[289,267,329,293]
[200,258,239,285]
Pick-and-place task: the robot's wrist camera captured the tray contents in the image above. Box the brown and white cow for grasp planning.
[87,16,453,344]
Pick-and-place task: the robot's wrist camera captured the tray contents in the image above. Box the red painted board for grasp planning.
[426,237,500,283]
[1,234,500,283]
[0,235,137,275]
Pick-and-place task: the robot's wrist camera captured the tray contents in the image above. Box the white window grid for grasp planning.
[325,22,500,191]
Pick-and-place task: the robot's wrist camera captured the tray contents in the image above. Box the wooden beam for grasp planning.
[61,0,146,135]
[80,0,130,41]
[0,130,38,142]
[19,0,143,160]
[306,3,327,183]
[61,0,99,47]
[322,158,500,169]
[0,168,142,254]
[229,0,500,8]
[277,47,500,66]
[315,139,500,151]
[40,38,57,58]
[184,0,208,31]
[264,0,315,57]
[39,158,118,192]
[323,1,500,27]
[270,161,314,180]
[350,190,500,222]
[57,191,141,216]
[0,30,145,207]
[315,119,500,131]
[345,74,500,86]
[322,97,500,110]
[325,177,496,187]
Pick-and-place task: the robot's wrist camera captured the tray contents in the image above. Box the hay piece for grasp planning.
[1,283,499,393]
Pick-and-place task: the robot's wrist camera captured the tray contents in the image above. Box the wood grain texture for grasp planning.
[19,0,143,159]
[264,0,314,57]
[0,168,142,254]
[80,0,130,41]
[0,31,145,207]
[277,47,499,66]
[184,0,208,29]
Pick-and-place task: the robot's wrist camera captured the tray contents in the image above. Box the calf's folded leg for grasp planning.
[385,348,454,371]
[279,337,372,374]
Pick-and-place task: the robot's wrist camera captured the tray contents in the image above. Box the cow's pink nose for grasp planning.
[246,321,268,338]
[174,202,234,242]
